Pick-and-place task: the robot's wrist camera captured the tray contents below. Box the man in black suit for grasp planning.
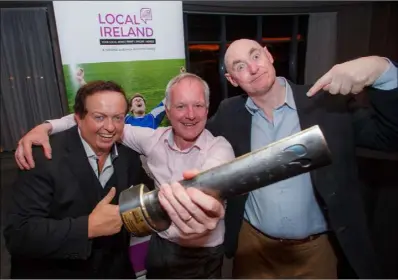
[3,81,147,278]
[206,39,398,278]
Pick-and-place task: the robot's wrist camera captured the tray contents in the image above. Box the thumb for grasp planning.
[182,169,200,180]
[99,187,116,205]
[42,140,52,159]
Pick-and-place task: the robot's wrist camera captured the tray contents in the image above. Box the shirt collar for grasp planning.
[245,77,297,115]
[78,128,119,161]
[164,127,206,152]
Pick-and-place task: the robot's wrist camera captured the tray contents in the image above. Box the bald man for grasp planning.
[206,39,398,278]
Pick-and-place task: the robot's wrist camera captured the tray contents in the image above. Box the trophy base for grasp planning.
[119,184,171,236]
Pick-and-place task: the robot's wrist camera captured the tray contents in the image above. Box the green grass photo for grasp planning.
[62,59,185,125]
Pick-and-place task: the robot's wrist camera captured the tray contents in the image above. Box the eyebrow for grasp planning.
[232,59,244,67]
[91,112,125,116]
[231,47,260,67]
[249,47,259,56]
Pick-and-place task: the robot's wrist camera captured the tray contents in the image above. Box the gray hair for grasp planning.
[165,72,210,109]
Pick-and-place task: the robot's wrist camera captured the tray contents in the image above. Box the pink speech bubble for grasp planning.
[140,8,152,24]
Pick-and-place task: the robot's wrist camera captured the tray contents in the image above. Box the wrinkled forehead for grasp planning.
[225,40,262,68]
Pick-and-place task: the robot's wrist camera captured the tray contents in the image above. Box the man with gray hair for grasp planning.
[14,72,235,278]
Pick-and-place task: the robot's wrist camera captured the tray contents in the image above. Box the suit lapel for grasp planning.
[233,96,252,156]
[288,82,337,197]
[289,82,321,130]
[65,127,102,210]
[112,144,129,199]
[229,96,253,205]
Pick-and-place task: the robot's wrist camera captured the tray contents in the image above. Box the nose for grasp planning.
[186,106,195,120]
[248,61,259,74]
[104,118,116,132]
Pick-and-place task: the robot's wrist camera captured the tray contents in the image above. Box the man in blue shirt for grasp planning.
[125,93,166,129]
[207,39,398,279]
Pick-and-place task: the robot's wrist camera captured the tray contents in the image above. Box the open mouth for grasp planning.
[182,123,197,127]
[98,133,114,139]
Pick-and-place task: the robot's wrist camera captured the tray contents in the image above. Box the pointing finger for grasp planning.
[307,72,332,97]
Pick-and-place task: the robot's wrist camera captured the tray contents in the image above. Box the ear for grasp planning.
[75,114,84,126]
[263,46,274,64]
[225,73,239,87]
[165,106,170,119]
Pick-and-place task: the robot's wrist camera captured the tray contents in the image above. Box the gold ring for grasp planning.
[185,215,193,222]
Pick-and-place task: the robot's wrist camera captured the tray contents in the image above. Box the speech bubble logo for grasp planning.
[140,8,152,24]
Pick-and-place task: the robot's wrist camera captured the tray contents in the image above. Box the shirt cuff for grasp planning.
[46,119,67,135]
[372,58,398,90]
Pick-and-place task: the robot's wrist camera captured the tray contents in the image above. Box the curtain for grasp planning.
[1,7,64,151]
[304,12,337,85]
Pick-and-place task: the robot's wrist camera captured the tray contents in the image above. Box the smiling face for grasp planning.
[75,91,126,155]
[130,96,146,115]
[224,39,277,97]
[166,77,208,150]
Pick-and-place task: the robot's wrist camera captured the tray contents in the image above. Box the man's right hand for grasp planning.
[158,169,225,239]
[88,187,123,238]
[15,123,53,170]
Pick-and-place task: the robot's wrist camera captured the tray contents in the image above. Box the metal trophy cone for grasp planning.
[119,125,332,237]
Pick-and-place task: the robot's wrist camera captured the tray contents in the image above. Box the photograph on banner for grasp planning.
[53,1,186,127]
[62,58,185,124]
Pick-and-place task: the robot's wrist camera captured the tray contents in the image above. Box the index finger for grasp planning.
[307,72,332,97]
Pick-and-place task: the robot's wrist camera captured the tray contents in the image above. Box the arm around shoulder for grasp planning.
[47,113,77,135]
[121,125,162,156]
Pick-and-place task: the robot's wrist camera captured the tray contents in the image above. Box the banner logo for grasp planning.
[98,9,155,45]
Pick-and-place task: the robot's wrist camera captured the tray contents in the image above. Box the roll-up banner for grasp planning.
[53,1,185,276]
[53,1,185,115]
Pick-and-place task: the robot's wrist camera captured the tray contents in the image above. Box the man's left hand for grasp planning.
[307,56,390,97]
[158,169,225,238]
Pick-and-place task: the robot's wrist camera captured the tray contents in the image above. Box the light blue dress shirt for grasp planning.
[243,61,398,239]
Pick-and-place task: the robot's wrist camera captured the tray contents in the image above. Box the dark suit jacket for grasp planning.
[206,83,398,278]
[3,126,152,279]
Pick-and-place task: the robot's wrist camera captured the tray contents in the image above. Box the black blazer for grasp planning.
[206,83,398,278]
[4,126,152,279]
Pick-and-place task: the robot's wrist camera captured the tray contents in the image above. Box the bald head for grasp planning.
[223,38,276,96]
[224,39,263,73]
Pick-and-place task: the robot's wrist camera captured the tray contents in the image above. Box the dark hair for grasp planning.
[129,93,146,106]
[73,80,128,118]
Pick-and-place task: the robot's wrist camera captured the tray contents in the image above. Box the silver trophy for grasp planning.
[119,125,332,237]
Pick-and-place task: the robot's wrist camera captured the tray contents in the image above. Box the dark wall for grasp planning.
[336,2,373,63]
[369,2,398,62]
[335,2,398,63]
[183,1,359,14]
